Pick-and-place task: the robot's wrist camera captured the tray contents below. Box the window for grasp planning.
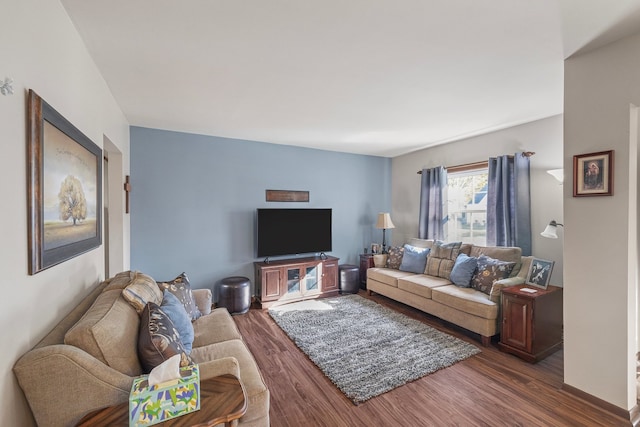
[445,166,488,245]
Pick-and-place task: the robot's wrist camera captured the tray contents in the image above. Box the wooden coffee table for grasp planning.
[76,374,247,427]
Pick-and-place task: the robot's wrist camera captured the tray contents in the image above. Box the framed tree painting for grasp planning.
[573,150,614,197]
[27,90,102,274]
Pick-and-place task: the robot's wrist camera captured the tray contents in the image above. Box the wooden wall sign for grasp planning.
[266,190,309,202]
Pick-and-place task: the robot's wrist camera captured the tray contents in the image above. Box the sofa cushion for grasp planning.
[425,241,462,279]
[397,274,451,299]
[450,253,478,288]
[157,272,202,321]
[138,302,194,373]
[471,255,516,295]
[469,245,522,277]
[190,339,270,424]
[122,272,163,315]
[64,289,143,376]
[367,268,415,287]
[192,308,243,348]
[386,246,404,269]
[431,285,498,320]
[399,244,430,273]
[160,290,195,354]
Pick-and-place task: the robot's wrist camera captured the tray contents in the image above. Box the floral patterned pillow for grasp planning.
[386,246,404,269]
[157,273,202,321]
[471,255,515,295]
[138,302,194,374]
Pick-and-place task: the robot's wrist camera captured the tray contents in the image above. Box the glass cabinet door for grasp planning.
[304,265,319,294]
[286,268,301,296]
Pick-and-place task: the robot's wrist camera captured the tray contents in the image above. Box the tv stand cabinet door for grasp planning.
[321,259,339,293]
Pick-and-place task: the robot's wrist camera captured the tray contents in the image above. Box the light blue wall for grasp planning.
[130,127,391,299]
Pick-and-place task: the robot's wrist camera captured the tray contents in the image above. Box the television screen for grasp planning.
[256,208,332,258]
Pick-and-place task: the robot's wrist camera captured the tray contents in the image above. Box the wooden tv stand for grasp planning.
[254,256,339,308]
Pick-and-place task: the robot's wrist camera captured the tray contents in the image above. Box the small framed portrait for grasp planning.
[371,243,380,254]
[573,150,614,197]
[525,258,555,290]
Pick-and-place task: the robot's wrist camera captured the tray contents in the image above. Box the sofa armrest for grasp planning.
[489,277,525,303]
[197,356,241,380]
[193,288,213,316]
[14,344,133,427]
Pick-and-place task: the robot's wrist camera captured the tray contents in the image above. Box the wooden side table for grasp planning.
[498,284,563,363]
[76,374,247,427]
[359,253,375,289]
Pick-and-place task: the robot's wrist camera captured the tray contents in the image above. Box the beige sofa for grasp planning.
[14,271,269,427]
[367,238,532,346]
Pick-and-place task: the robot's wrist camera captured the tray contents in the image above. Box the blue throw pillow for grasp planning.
[450,253,478,287]
[399,244,430,274]
[160,290,195,354]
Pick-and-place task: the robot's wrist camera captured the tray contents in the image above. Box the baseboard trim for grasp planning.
[562,383,636,425]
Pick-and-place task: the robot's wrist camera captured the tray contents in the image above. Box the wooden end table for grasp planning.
[498,284,563,363]
[76,374,247,427]
[359,253,375,289]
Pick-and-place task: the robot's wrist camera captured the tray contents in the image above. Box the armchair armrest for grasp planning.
[14,344,133,427]
[197,356,241,380]
[193,288,213,316]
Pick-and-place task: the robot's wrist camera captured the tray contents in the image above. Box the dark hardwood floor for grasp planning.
[233,291,629,426]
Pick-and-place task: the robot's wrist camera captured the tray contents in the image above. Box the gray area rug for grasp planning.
[268,294,481,404]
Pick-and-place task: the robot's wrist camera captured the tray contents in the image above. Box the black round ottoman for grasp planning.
[218,276,251,315]
[339,264,360,294]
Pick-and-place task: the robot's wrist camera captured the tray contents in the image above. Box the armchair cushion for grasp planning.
[122,272,163,314]
[160,290,195,353]
[138,302,194,373]
[157,272,202,321]
[64,290,142,376]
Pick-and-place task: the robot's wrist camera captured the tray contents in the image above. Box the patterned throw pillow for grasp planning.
[424,241,463,279]
[157,273,202,321]
[471,255,516,295]
[138,302,194,373]
[122,272,163,315]
[386,246,404,269]
[160,290,195,354]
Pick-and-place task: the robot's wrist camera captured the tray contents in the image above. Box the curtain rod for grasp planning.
[416,151,535,174]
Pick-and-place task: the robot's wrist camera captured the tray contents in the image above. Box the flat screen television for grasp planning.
[256,208,332,258]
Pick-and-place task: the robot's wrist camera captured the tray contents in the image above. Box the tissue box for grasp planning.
[129,365,200,427]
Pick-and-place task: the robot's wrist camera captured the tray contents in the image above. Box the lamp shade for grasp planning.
[547,169,564,183]
[376,213,395,229]
[541,220,563,239]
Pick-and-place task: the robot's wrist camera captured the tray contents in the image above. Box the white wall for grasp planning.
[391,115,564,285]
[0,1,130,425]
[564,31,640,411]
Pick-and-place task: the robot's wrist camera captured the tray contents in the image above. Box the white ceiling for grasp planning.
[61,0,640,157]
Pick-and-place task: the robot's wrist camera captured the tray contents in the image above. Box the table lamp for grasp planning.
[375,213,395,254]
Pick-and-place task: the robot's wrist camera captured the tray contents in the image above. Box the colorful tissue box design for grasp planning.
[129,365,200,427]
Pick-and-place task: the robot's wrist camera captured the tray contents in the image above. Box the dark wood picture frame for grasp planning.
[573,150,614,197]
[27,90,102,274]
[525,258,554,290]
[265,190,309,202]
